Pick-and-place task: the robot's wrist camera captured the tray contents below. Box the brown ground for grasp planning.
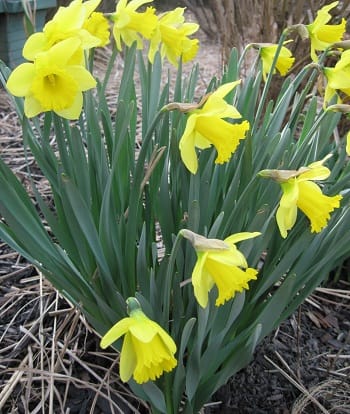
[1,21,350,414]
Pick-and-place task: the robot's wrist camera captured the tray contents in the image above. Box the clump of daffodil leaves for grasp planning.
[1,0,350,412]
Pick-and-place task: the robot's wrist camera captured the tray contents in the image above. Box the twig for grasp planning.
[264,354,330,414]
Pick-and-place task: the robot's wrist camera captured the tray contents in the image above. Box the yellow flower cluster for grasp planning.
[101,226,262,384]
[306,1,346,62]
[255,2,346,83]
[111,0,199,66]
[6,0,108,119]
[6,0,199,119]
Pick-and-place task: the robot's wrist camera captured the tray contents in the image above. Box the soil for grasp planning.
[208,291,350,413]
[1,15,350,414]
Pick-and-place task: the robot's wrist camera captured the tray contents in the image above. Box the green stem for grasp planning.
[101,47,118,94]
[250,31,287,137]
[164,374,174,414]
[162,231,184,329]
[125,109,167,295]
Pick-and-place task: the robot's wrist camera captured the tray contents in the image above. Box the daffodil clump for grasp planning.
[1,1,350,413]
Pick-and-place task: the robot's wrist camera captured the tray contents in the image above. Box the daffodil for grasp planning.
[6,38,96,119]
[148,7,199,67]
[100,297,177,384]
[83,12,110,47]
[23,0,102,61]
[323,49,350,105]
[175,81,250,174]
[258,43,295,81]
[306,1,346,62]
[111,0,158,51]
[181,229,260,308]
[346,131,350,156]
[259,156,342,238]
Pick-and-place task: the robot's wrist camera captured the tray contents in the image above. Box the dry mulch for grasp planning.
[1,24,350,413]
[1,244,349,413]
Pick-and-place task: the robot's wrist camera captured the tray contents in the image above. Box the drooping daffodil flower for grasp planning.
[111,0,158,51]
[259,156,342,238]
[181,229,260,308]
[305,1,346,62]
[256,42,295,81]
[100,297,177,384]
[166,81,250,174]
[83,11,111,47]
[6,38,96,119]
[148,7,199,67]
[323,49,350,106]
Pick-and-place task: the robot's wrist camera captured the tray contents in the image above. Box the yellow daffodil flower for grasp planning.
[111,0,158,51]
[346,131,350,156]
[6,38,96,119]
[306,1,346,62]
[181,229,260,308]
[258,43,295,81]
[23,0,102,61]
[100,297,177,384]
[83,12,110,47]
[259,156,342,238]
[148,7,199,67]
[323,49,350,105]
[175,81,250,174]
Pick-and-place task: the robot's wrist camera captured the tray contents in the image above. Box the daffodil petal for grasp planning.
[48,37,82,67]
[202,95,242,118]
[129,320,157,342]
[82,0,101,16]
[65,66,97,91]
[207,247,248,268]
[276,180,299,238]
[316,20,346,44]
[192,253,213,308]
[179,114,199,174]
[100,317,133,349]
[297,165,330,181]
[276,202,297,238]
[6,63,36,96]
[23,32,47,60]
[211,81,241,99]
[119,332,136,382]
[157,329,177,354]
[224,232,261,245]
[55,93,83,120]
[24,95,44,118]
